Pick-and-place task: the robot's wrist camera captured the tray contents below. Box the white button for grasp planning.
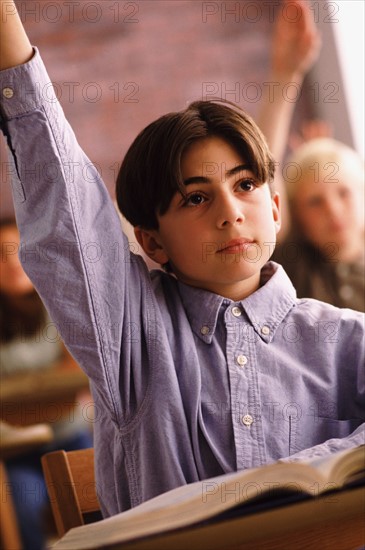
[236,355,247,366]
[242,414,253,426]
[339,285,354,301]
[261,326,270,335]
[232,306,242,317]
[2,87,14,99]
[200,325,210,336]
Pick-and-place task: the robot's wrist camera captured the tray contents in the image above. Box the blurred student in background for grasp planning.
[0,218,93,549]
[259,0,364,311]
[275,136,364,310]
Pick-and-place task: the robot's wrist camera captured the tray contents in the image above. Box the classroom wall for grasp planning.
[0,0,356,217]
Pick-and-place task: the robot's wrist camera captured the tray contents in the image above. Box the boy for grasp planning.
[0,0,363,520]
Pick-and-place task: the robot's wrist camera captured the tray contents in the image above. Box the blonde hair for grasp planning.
[283,138,364,202]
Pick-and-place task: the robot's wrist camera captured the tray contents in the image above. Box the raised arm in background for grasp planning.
[258,0,321,238]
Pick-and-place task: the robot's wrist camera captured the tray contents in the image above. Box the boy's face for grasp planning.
[137,136,280,301]
[293,171,364,262]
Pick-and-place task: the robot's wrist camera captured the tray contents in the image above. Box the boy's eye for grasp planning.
[238,178,257,192]
[184,193,206,206]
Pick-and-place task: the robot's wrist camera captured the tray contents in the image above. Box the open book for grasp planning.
[53,445,364,549]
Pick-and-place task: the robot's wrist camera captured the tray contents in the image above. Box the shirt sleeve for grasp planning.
[0,49,144,419]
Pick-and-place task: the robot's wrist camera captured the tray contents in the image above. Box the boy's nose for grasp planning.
[215,194,245,228]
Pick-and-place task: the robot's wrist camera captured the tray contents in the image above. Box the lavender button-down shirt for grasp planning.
[0,50,364,517]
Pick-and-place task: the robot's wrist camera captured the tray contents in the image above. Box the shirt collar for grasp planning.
[240,262,297,343]
[177,262,296,343]
[177,280,225,343]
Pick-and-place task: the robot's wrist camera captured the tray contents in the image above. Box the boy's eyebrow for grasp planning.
[183,164,251,186]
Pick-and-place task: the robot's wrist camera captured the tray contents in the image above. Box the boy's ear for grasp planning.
[272,192,281,233]
[134,227,169,265]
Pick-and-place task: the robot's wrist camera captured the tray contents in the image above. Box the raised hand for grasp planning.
[0,0,33,70]
[271,0,321,79]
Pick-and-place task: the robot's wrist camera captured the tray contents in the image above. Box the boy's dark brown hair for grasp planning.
[116,100,276,229]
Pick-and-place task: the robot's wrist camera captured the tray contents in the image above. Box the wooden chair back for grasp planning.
[0,461,23,550]
[41,448,102,537]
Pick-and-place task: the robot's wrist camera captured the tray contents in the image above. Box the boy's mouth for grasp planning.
[217,238,254,254]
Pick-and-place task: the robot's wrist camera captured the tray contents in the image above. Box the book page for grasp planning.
[307,445,365,487]
[53,460,328,550]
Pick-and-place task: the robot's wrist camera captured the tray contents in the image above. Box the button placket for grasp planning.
[225,304,264,467]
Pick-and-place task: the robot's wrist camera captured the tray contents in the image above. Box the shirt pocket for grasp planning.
[289,416,362,456]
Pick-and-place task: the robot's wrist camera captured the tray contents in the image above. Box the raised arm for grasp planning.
[0,0,33,69]
[0,2,132,412]
[259,0,321,160]
[258,0,321,238]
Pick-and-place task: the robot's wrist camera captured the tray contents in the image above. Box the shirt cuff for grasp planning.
[0,47,54,120]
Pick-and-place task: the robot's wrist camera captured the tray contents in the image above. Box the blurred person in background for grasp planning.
[274,136,364,310]
[258,0,364,311]
[0,218,93,549]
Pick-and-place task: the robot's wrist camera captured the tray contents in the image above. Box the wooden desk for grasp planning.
[101,486,364,550]
[0,369,90,426]
[0,368,91,549]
